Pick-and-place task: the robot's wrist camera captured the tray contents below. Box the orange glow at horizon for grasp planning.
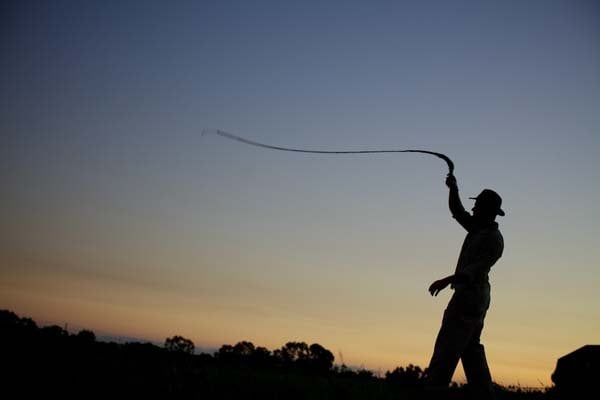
[3,247,588,388]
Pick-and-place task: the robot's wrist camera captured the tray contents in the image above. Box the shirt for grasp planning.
[448,208,504,317]
[453,218,504,286]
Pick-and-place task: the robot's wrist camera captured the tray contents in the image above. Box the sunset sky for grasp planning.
[2,0,599,387]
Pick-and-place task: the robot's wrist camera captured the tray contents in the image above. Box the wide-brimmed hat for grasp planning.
[469,189,505,216]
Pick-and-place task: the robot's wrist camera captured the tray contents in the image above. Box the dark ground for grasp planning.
[1,309,565,399]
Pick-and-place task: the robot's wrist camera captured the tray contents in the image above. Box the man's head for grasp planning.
[470,189,504,219]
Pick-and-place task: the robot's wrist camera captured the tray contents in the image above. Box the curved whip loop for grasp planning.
[203,129,454,174]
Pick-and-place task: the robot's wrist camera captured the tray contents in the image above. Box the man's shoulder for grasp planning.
[482,226,504,255]
[476,224,504,243]
[483,225,502,236]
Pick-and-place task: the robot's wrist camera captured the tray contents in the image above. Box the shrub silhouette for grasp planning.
[75,329,96,344]
[164,335,195,354]
[385,364,424,387]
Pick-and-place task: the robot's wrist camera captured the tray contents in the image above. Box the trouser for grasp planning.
[425,307,495,399]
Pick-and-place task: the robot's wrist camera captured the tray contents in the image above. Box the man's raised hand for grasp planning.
[445,173,458,190]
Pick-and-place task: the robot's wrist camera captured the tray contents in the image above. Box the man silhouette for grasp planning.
[425,173,504,399]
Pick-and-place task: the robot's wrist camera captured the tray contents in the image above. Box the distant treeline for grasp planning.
[1,309,551,399]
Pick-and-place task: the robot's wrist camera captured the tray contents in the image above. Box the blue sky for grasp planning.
[2,0,599,386]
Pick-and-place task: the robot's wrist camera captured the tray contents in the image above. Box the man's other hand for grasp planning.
[429,278,451,296]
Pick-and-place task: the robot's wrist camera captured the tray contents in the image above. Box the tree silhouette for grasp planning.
[272,341,334,373]
[76,329,96,343]
[216,341,275,368]
[252,345,272,367]
[233,340,255,356]
[0,309,550,399]
[41,325,68,339]
[275,341,310,365]
[164,335,194,354]
[308,343,334,372]
[385,364,425,387]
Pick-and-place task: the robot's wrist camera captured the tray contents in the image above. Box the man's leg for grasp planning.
[461,320,495,400]
[425,309,474,390]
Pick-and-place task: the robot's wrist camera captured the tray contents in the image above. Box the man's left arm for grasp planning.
[429,274,468,296]
[429,234,503,296]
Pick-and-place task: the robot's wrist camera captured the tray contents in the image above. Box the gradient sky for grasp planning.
[2,0,599,387]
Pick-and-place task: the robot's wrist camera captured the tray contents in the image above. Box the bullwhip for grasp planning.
[202,129,454,174]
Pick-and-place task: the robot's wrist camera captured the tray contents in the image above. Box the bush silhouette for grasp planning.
[164,335,194,354]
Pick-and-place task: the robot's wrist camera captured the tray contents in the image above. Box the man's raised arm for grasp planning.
[446,174,473,231]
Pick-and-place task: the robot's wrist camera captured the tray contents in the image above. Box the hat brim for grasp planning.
[470,197,505,216]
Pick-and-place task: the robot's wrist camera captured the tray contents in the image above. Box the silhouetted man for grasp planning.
[425,173,504,399]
